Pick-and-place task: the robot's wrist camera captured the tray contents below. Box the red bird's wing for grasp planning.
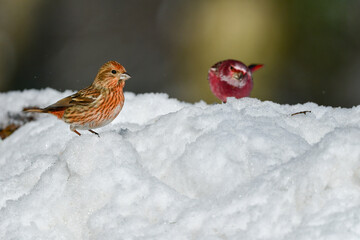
[209,61,222,73]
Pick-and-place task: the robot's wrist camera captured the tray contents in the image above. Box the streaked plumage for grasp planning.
[24,61,131,136]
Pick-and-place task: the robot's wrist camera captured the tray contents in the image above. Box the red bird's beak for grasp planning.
[248,64,264,73]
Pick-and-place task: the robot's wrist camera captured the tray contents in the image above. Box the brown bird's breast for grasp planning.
[63,86,125,130]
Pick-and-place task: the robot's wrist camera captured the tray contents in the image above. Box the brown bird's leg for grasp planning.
[70,126,82,136]
[73,129,81,136]
[89,129,100,137]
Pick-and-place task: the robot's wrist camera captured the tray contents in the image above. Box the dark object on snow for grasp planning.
[0,124,20,139]
[291,111,312,116]
[0,112,35,139]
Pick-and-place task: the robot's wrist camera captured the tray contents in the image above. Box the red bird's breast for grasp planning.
[208,59,263,102]
[208,70,253,102]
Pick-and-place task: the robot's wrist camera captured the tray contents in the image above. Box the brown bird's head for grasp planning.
[93,61,131,89]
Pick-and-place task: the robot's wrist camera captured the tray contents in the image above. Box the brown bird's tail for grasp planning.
[23,107,46,113]
[23,107,65,119]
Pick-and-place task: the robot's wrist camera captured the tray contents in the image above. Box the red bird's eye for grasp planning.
[111,70,117,74]
[230,66,234,71]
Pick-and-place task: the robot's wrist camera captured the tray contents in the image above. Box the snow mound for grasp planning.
[1,89,360,239]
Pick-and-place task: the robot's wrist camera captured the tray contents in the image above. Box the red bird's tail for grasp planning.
[248,64,264,73]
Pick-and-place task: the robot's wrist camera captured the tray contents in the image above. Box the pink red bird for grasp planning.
[208,59,263,102]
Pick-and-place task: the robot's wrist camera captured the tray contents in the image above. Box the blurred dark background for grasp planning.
[0,0,359,107]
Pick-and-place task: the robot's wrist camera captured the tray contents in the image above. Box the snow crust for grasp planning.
[1,89,360,239]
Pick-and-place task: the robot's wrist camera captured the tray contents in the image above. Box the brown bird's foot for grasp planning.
[291,110,311,116]
[89,129,100,137]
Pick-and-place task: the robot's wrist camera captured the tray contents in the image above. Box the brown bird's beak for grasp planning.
[120,72,131,81]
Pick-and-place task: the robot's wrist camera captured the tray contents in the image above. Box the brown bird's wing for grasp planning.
[44,86,100,111]
[69,87,101,106]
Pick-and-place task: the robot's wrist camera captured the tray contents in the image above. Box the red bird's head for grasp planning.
[208,59,263,102]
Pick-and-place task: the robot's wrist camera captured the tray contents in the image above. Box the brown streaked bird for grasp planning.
[24,61,131,136]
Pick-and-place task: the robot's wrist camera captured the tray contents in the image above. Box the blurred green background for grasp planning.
[0,0,359,107]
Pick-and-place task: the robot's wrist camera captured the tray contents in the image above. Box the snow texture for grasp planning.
[1,88,360,239]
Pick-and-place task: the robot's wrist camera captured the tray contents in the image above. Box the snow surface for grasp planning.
[1,88,360,240]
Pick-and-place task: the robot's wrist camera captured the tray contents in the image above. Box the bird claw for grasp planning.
[89,129,100,137]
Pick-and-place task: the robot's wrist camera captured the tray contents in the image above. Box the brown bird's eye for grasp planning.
[111,70,117,74]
